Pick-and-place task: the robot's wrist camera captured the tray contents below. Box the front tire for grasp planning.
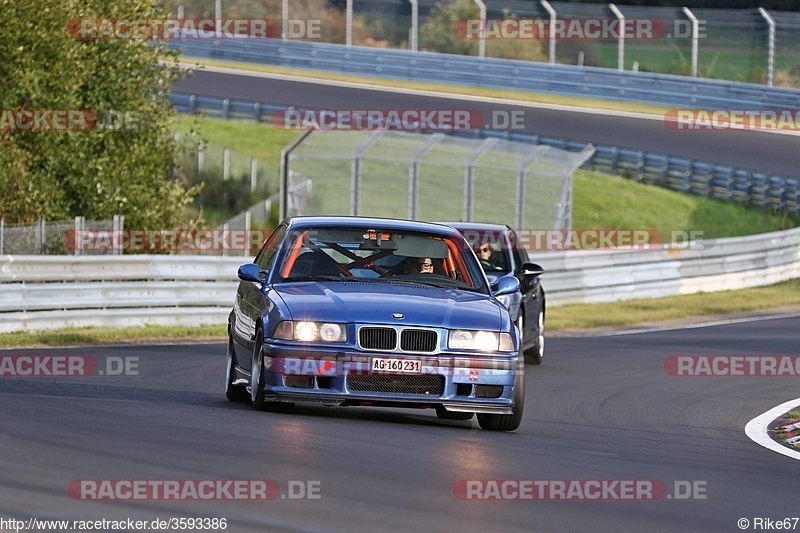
[250,329,268,410]
[226,335,249,402]
[250,328,295,413]
[477,357,524,431]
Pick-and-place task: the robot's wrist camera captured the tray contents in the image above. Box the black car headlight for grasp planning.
[273,321,347,343]
[448,330,514,352]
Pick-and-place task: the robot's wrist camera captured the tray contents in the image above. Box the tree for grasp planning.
[0,0,195,228]
[420,0,546,61]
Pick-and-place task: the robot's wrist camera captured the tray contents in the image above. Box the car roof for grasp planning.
[437,221,512,232]
[284,216,463,236]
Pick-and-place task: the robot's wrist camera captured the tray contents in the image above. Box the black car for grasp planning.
[442,223,545,365]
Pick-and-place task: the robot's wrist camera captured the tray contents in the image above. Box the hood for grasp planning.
[274,281,504,331]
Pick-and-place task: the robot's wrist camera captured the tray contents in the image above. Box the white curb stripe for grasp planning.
[745,398,800,461]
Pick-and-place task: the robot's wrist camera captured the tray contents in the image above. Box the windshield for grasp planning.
[274,226,488,293]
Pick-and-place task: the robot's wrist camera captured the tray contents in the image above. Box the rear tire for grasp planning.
[435,405,474,421]
[477,358,524,431]
[226,335,249,402]
[521,308,544,366]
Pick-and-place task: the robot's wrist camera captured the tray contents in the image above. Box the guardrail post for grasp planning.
[188,94,196,114]
[0,219,4,255]
[254,102,261,122]
[223,148,230,181]
[222,98,230,119]
[759,8,775,86]
[541,0,556,64]
[177,5,184,19]
[198,141,204,173]
[609,4,625,71]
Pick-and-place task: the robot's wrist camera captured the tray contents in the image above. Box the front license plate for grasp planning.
[370,357,421,374]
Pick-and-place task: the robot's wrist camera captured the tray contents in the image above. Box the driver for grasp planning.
[476,244,497,269]
[403,257,434,275]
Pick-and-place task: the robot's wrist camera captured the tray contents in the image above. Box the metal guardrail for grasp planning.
[170,39,800,110]
[169,92,800,216]
[1,226,799,332]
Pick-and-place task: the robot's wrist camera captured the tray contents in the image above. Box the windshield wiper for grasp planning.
[283,275,348,282]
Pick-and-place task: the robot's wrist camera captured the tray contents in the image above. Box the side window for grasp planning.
[510,231,529,271]
[254,224,287,270]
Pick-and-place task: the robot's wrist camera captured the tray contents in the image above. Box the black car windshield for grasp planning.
[275,226,488,292]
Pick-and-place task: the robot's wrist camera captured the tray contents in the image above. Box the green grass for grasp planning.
[175,115,800,239]
[175,115,299,166]
[573,171,798,239]
[548,278,800,331]
[0,324,227,349]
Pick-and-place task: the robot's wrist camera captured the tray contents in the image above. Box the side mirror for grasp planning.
[238,263,266,283]
[521,263,544,278]
[492,274,520,297]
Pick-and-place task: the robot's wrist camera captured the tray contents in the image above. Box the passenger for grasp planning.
[476,244,497,269]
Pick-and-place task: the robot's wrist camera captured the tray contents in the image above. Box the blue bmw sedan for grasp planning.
[226,216,525,431]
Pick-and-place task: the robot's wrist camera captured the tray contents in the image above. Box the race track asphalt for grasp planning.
[174,69,800,178]
[2,316,799,532]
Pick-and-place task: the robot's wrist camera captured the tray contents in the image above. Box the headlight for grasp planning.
[273,321,347,343]
[448,330,514,352]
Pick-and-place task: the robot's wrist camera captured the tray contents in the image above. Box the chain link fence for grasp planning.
[283,130,594,232]
[167,1,800,85]
[0,217,121,256]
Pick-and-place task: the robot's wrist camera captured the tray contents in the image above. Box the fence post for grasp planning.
[682,7,699,78]
[759,8,775,87]
[244,210,251,257]
[409,0,418,52]
[223,148,230,181]
[279,128,315,220]
[409,134,443,220]
[251,157,258,193]
[464,138,498,221]
[198,141,205,173]
[222,223,229,257]
[609,4,625,71]
[351,131,383,216]
[346,0,353,46]
[282,0,289,40]
[39,218,45,254]
[74,216,81,257]
[516,146,546,229]
[541,0,557,64]
[473,0,486,58]
[0,219,4,255]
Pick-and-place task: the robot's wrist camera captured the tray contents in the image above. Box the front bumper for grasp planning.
[258,342,520,415]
